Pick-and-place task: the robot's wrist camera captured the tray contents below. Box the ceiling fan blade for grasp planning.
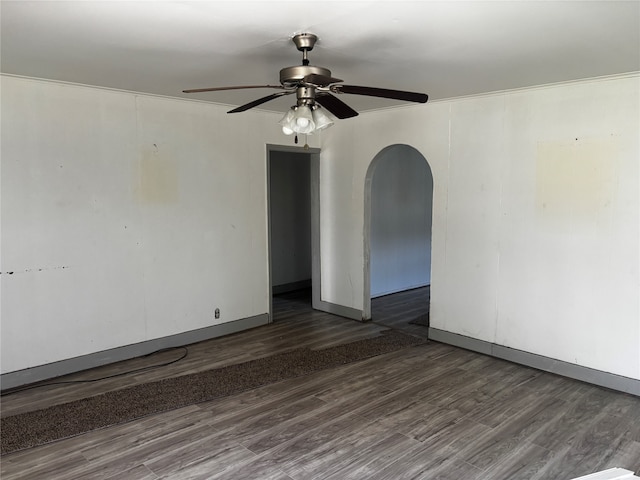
[183,85,285,94]
[332,85,428,103]
[316,93,359,119]
[302,73,343,86]
[227,91,293,113]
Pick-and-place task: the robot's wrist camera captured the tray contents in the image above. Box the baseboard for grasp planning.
[428,328,640,396]
[0,314,270,391]
[272,279,312,295]
[314,299,365,322]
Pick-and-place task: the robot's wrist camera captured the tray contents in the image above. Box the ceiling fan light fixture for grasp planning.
[280,104,334,136]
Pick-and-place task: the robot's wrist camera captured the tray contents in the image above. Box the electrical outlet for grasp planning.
[214,308,220,319]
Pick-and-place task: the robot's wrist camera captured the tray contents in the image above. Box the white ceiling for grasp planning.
[2,1,639,114]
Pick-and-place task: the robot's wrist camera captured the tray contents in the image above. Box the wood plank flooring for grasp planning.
[2,287,639,479]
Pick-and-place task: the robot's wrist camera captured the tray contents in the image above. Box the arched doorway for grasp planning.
[363,144,433,322]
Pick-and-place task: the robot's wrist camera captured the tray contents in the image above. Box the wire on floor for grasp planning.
[0,346,189,397]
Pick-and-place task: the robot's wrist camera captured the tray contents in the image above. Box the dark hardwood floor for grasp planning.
[2,286,638,479]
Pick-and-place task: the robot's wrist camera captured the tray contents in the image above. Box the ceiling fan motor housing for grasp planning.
[279,65,332,87]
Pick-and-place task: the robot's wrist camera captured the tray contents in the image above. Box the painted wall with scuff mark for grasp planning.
[320,74,639,379]
[0,75,319,373]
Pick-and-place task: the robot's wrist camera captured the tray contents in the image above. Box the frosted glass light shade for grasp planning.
[312,107,334,131]
[293,105,315,134]
[279,109,296,135]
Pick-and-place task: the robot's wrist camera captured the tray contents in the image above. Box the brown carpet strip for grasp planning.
[1,330,424,455]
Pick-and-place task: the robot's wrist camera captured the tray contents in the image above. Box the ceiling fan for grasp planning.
[183,33,428,137]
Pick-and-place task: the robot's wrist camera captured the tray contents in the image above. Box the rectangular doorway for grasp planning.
[267,145,321,322]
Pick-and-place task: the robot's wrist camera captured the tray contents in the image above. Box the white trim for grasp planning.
[5,72,636,116]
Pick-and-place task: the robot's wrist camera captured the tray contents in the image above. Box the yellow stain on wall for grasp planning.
[135,146,179,204]
[536,138,618,227]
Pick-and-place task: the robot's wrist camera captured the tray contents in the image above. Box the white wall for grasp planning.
[0,75,319,374]
[320,74,639,380]
[2,74,638,383]
[269,150,312,289]
[369,145,433,297]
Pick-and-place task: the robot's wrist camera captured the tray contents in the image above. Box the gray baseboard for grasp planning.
[428,328,640,396]
[314,299,366,322]
[1,314,269,391]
